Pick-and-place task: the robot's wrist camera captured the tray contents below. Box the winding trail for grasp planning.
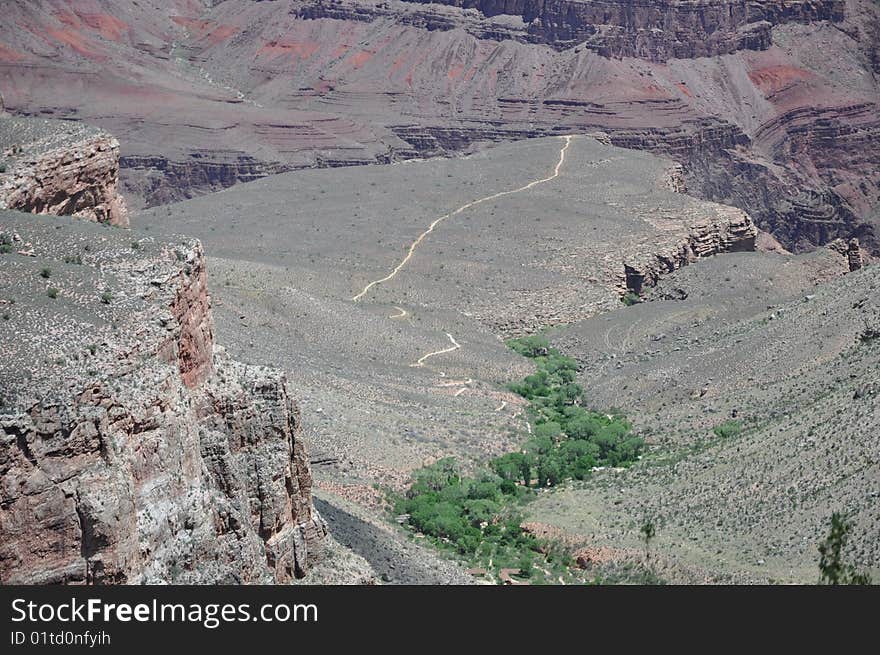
[352,135,575,302]
[411,332,461,368]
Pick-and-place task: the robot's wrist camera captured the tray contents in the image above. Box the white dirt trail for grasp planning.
[352,135,575,301]
[411,333,461,368]
[389,306,408,319]
[437,378,473,387]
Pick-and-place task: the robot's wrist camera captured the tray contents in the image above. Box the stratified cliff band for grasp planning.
[0,113,129,227]
[0,211,327,584]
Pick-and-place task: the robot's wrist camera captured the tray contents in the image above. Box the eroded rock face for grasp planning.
[828,236,865,271]
[459,0,841,57]
[0,212,326,584]
[302,0,844,60]
[0,116,128,227]
[0,0,874,255]
[624,205,758,294]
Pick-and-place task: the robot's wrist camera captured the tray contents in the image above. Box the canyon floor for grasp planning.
[134,135,879,584]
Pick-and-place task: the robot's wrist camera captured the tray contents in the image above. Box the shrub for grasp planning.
[46,287,59,299]
[621,291,641,306]
[397,340,645,583]
[491,452,532,487]
[506,342,643,484]
[713,420,743,439]
[397,459,543,575]
[39,267,51,279]
[507,335,552,358]
[100,291,112,304]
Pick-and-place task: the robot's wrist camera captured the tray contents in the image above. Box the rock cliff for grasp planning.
[296,0,844,60]
[0,116,128,227]
[0,211,327,583]
[624,203,758,294]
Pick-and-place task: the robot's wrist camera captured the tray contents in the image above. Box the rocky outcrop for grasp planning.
[0,211,326,584]
[624,206,758,294]
[0,117,128,227]
[828,236,864,271]
[119,154,298,209]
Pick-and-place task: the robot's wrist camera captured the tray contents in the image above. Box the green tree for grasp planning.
[491,452,531,487]
[507,335,552,358]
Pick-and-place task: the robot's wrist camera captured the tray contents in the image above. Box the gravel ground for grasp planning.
[314,494,474,585]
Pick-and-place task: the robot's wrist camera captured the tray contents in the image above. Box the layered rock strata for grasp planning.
[624,205,758,294]
[0,116,128,227]
[299,0,845,59]
[0,211,326,584]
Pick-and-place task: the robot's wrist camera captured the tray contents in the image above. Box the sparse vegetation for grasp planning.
[63,254,83,264]
[0,233,13,254]
[621,291,641,306]
[713,419,743,439]
[818,512,872,585]
[641,518,656,569]
[396,337,644,582]
[859,321,879,343]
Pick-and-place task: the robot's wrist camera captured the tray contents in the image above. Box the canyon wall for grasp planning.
[298,0,844,60]
[0,213,327,584]
[0,0,875,253]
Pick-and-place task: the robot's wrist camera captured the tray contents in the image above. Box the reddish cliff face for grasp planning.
[0,212,326,584]
[0,116,128,227]
[164,242,215,388]
[0,0,875,252]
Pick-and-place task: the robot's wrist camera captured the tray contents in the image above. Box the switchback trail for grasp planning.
[352,135,575,301]
[411,332,460,368]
